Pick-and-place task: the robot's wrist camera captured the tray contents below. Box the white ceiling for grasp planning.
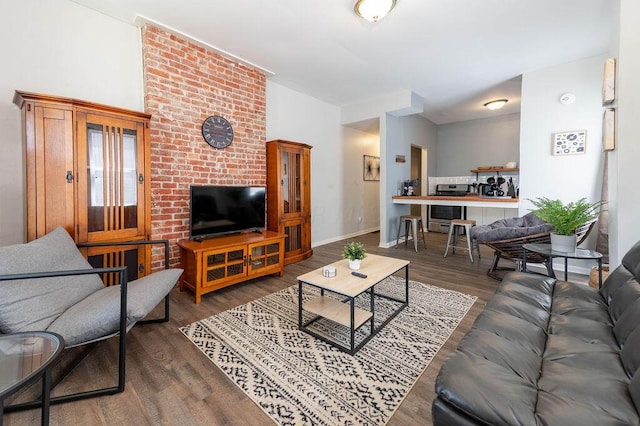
[70,0,612,124]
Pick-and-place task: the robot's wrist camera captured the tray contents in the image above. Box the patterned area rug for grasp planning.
[180,276,476,425]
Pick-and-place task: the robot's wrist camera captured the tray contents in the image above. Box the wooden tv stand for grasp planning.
[178,231,285,303]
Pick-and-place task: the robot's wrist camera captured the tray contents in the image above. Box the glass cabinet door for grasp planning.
[85,245,142,285]
[282,147,303,216]
[76,112,146,241]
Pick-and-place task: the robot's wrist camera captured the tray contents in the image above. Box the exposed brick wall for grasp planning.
[142,25,266,268]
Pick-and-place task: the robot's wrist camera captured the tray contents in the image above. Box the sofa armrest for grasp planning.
[0,266,126,281]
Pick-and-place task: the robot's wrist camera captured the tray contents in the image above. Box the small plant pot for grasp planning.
[550,233,577,253]
[348,259,361,270]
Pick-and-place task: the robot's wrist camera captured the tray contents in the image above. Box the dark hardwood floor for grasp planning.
[5,231,558,425]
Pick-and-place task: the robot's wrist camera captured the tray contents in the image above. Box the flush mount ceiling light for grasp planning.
[354,0,397,22]
[484,99,509,110]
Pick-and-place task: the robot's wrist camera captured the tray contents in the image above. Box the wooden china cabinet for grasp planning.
[266,140,313,264]
[14,91,152,281]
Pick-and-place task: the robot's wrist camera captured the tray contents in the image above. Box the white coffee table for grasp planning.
[297,254,410,354]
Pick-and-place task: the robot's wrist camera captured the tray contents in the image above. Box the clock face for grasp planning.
[202,116,234,149]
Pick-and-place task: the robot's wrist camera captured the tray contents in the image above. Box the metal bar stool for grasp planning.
[444,219,481,263]
[395,215,427,252]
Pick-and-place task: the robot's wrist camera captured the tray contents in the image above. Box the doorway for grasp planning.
[410,145,427,216]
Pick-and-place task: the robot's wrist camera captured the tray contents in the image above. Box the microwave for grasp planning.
[428,205,463,233]
[429,205,462,221]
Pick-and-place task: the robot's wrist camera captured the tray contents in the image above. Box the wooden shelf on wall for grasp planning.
[470,167,519,174]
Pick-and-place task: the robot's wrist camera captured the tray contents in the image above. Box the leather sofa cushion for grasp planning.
[621,326,640,378]
[614,299,640,346]
[600,241,640,303]
[536,390,639,426]
[484,294,549,328]
[457,329,542,383]
[630,369,640,416]
[622,240,640,282]
[538,349,638,426]
[496,272,555,305]
[553,280,608,306]
[435,351,539,425]
[609,281,640,323]
[472,309,547,353]
[547,315,619,347]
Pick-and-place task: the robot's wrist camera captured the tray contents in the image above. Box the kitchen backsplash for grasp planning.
[428,173,519,195]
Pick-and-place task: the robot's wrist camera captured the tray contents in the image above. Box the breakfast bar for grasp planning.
[393,195,520,233]
[392,195,519,209]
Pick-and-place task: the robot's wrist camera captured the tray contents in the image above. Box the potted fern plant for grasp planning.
[529,197,605,252]
[342,241,367,270]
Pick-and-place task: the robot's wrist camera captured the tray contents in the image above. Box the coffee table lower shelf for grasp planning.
[303,296,373,329]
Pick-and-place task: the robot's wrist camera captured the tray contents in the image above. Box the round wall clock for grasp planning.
[201,115,234,149]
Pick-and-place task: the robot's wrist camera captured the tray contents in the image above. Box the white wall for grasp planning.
[341,127,380,238]
[520,55,606,214]
[0,0,144,246]
[519,55,607,274]
[609,0,640,265]
[266,81,344,246]
[436,113,521,176]
[381,114,437,244]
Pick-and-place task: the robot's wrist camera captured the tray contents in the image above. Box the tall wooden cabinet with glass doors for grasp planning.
[266,140,312,264]
[14,91,152,281]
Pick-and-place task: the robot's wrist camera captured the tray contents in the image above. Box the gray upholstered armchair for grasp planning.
[0,227,182,410]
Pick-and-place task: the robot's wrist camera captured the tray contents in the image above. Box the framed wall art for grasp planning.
[552,130,587,156]
[363,155,380,181]
[602,57,616,105]
[603,108,615,151]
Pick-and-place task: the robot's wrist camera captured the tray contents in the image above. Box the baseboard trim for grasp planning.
[311,227,380,248]
[526,263,591,278]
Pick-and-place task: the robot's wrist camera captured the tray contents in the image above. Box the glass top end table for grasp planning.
[1,332,64,426]
[522,243,604,287]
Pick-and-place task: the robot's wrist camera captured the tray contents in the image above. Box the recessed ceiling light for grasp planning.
[484,99,508,110]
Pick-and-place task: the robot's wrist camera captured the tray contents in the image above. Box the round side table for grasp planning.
[522,243,604,287]
[0,332,64,426]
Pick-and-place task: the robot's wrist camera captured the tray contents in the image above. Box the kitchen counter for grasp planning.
[392,195,519,209]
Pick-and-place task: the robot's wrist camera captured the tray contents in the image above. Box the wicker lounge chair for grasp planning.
[471,213,596,280]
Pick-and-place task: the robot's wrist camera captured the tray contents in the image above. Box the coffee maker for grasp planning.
[479,176,505,197]
[402,179,419,196]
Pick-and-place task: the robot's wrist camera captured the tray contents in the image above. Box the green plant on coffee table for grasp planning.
[528,197,606,236]
[342,241,367,261]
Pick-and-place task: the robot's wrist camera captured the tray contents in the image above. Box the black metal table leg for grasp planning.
[405,265,409,303]
[370,285,375,334]
[350,298,355,353]
[41,368,51,426]
[598,258,603,288]
[298,280,303,329]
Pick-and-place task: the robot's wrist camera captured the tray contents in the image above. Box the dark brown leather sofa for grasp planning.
[433,240,640,425]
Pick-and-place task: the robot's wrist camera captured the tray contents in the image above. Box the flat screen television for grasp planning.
[190,185,266,240]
